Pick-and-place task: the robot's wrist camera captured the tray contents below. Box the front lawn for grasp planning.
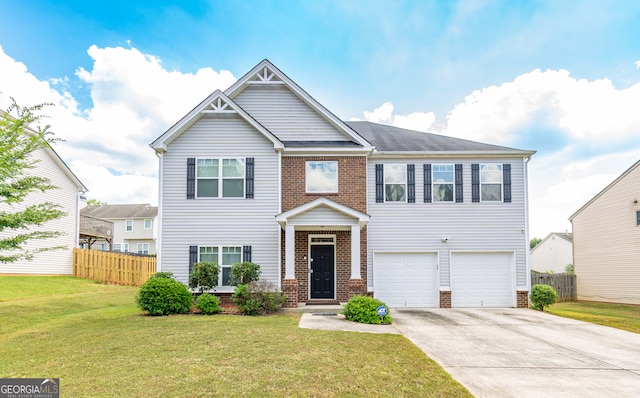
[0,276,471,397]
[546,301,640,334]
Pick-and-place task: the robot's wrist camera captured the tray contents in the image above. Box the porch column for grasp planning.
[351,224,361,279]
[285,224,295,279]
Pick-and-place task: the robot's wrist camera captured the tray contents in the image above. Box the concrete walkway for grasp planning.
[298,307,640,397]
[392,308,640,398]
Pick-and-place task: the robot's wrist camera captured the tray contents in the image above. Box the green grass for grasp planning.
[0,276,471,397]
[546,301,640,334]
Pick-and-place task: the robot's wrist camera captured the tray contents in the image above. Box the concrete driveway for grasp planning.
[392,308,640,398]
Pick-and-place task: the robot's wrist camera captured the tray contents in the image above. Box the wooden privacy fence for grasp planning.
[531,271,576,302]
[73,248,156,286]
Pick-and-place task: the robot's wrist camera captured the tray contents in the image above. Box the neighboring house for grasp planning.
[80,204,158,255]
[530,232,573,273]
[570,160,640,305]
[0,126,87,274]
[150,59,535,308]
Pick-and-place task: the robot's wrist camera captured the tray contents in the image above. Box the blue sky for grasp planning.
[1,0,640,238]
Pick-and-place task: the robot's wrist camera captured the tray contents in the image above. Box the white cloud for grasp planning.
[0,44,237,205]
[356,101,436,132]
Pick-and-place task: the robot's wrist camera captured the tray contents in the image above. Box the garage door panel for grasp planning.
[451,252,513,308]
[374,253,438,308]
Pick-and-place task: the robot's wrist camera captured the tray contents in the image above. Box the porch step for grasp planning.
[306,300,340,305]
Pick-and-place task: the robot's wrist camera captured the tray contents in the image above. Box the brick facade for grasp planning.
[439,290,451,308]
[281,156,367,213]
[517,290,529,308]
[279,155,369,305]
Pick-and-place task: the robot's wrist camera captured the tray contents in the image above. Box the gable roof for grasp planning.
[346,121,535,157]
[275,197,370,228]
[2,109,87,192]
[531,232,573,253]
[224,59,372,150]
[150,90,284,153]
[81,203,158,219]
[569,159,640,221]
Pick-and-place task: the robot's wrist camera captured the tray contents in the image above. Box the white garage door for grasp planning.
[450,252,514,308]
[374,253,438,307]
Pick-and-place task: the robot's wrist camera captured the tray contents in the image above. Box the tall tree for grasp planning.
[0,100,66,263]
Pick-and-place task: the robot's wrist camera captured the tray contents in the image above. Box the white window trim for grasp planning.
[137,243,149,255]
[198,245,242,288]
[480,164,503,202]
[144,219,152,229]
[125,219,133,232]
[384,164,407,203]
[123,243,129,253]
[305,160,339,193]
[432,164,455,203]
[195,158,245,199]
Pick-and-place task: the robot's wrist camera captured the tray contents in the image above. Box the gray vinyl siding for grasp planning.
[366,158,529,291]
[158,114,280,287]
[233,85,347,142]
[0,147,80,274]
[572,165,640,305]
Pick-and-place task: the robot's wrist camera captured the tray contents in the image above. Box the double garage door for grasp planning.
[374,251,514,308]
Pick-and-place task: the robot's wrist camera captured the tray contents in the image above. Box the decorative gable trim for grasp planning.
[275,197,370,229]
[150,90,284,153]
[224,59,373,150]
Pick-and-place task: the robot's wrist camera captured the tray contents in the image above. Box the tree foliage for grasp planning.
[530,237,542,250]
[0,99,66,263]
[86,198,107,206]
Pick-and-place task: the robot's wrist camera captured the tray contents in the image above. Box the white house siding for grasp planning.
[366,158,529,295]
[158,114,281,288]
[0,147,80,274]
[530,234,573,273]
[233,85,347,142]
[572,164,640,305]
[287,206,357,227]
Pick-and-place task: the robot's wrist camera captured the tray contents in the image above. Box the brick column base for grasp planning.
[281,279,298,308]
[517,290,529,308]
[440,290,451,308]
[348,279,367,299]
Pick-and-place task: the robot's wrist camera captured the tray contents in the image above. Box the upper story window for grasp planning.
[125,219,133,232]
[385,164,407,202]
[433,165,454,202]
[306,161,338,193]
[196,158,245,198]
[636,211,640,226]
[480,164,503,202]
[144,219,152,229]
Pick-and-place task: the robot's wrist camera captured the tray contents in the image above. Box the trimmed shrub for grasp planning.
[530,284,558,311]
[195,293,222,315]
[232,280,286,316]
[136,276,192,316]
[189,262,219,293]
[230,262,261,285]
[342,295,392,325]
[150,271,174,279]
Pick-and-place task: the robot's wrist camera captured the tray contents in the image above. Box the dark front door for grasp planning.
[310,245,334,299]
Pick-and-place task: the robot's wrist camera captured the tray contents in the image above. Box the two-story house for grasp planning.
[80,204,158,255]
[150,60,535,308]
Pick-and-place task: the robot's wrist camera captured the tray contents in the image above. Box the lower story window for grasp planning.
[137,243,149,255]
[198,246,241,286]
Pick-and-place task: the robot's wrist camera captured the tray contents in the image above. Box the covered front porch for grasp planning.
[276,198,369,307]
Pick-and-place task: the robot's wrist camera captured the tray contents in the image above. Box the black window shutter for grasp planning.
[503,164,512,203]
[375,164,384,203]
[187,158,196,199]
[455,164,463,203]
[243,245,252,262]
[471,164,480,203]
[407,164,415,203]
[423,164,432,203]
[245,157,254,199]
[189,245,198,274]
